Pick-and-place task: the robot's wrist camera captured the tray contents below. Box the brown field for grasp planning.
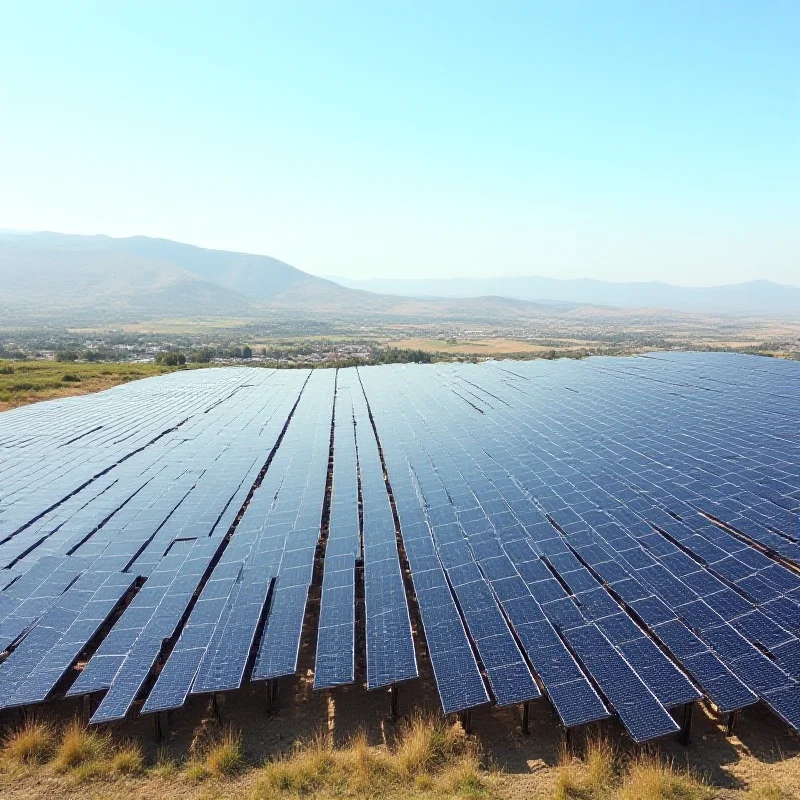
[70,319,255,335]
[393,338,592,356]
[0,362,195,412]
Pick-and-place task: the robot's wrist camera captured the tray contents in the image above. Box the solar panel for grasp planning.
[348,374,418,690]
[1,354,800,739]
[0,571,135,709]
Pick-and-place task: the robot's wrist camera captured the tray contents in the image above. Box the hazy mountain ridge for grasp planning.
[1,231,791,323]
[0,237,260,318]
[327,275,800,316]
[0,232,612,322]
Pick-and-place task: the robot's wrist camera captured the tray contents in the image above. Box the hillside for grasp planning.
[0,233,356,319]
[0,233,644,324]
[329,275,800,316]
[0,236,254,319]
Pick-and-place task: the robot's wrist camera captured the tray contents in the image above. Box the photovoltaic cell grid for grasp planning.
[0,353,799,741]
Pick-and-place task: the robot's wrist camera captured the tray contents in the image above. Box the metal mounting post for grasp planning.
[211,693,222,724]
[726,710,739,737]
[678,702,693,746]
[271,679,279,707]
[81,694,91,725]
[459,709,472,735]
[521,701,530,736]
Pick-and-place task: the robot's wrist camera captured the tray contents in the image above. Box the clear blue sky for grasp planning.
[1,1,798,285]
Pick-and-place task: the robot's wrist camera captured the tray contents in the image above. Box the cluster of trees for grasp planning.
[155,353,187,366]
[259,345,317,360]
[287,347,435,369]
[55,348,121,362]
[374,347,433,364]
[186,345,252,363]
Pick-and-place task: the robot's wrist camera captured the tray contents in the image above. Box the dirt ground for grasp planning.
[392,338,593,355]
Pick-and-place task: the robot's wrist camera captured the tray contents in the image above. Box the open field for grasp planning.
[391,337,601,356]
[0,361,191,411]
[1,311,796,377]
[75,318,258,335]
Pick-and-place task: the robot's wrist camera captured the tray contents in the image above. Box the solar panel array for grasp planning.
[1,353,799,741]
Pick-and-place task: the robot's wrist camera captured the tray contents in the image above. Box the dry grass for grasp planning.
[440,749,488,799]
[253,714,489,798]
[618,754,711,800]
[152,746,180,779]
[1,719,144,784]
[255,733,336,795]
[182,726,246,783]
[204,727,245,778]
[745,785,791,800]
[395,713,464,776]
[0,711,796,799]
[2,718,55,765]
[554,737,616,800]
[553,741,710,800]
[583,738,616,791]
[185,760,210,784]
[0,360,190,410]
[54,719,110,772]
[110,741,145,776]
[554,760,586,800]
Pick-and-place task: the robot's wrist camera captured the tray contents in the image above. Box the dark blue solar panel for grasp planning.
[680,651,757,713]
[563,624,678,741]
[2,353,800,736]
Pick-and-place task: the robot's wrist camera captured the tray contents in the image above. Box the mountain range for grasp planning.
[0,232,796,323]
[328,275,800,316]
[0,232,605,324]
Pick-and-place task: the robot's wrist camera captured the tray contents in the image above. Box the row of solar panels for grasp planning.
[0,354,799,742]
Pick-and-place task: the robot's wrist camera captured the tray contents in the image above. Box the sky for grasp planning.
[1,1,798,286]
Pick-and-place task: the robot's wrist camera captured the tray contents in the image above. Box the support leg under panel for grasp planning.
[459,709,472,735]
[678,702,694,746]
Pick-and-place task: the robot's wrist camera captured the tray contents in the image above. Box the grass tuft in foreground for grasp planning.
[253,714,489,798]
[554,741,710,800]
[110,741,146,776]
[554,737,616,800]
[184,725,246,782]
[746,784,792,800]
[55,719,110,772]
[1,713,794,798]
[618,754,711,800]
[204,727,245,778]
[2,718,56,765]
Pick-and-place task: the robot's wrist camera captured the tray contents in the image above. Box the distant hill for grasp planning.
[0,232,594,323]
[327,275,800,316]
[1,231,784,324]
